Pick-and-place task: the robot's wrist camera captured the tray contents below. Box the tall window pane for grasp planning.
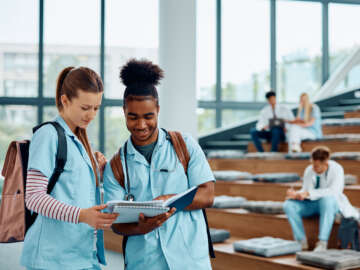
[222,110,260,128]
[277,1,321,102]
[197,0,216,101]
[0,0,38,97]
[197,109,215,136]
[105,0,159,99]
[44,0,100,97]
[222,0,270,102]
[329,4,360,91]
[105,108,130,157]
[0,106,37,169]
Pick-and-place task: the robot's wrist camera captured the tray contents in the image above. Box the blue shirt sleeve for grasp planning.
[183,134,215,187]
[103,162,126,203]
[27,124,58,178]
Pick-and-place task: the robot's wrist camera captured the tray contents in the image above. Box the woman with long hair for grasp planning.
[288,93,322,152]
[21,67,118,270]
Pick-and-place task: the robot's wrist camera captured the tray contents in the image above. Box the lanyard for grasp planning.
[123,128,173,201]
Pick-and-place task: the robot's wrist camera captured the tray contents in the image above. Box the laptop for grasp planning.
[269,118,285,129]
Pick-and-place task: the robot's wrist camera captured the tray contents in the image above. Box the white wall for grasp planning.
[158,0,198,138]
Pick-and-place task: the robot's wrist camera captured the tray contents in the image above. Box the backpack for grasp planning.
[338,217,360,251]
[109,130,215,261]
[0,121,67,243]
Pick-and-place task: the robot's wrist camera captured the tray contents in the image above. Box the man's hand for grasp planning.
[286,189,309,200]
[136,208,176,234]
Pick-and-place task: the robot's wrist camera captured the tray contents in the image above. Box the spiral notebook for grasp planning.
[107,186,198,223]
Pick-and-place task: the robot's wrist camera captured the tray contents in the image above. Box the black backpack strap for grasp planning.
[202,209,215,258]
[33,121,67,194]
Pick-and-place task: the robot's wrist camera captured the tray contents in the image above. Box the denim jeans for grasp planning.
[283,196,339,242]
[250,127,285,152]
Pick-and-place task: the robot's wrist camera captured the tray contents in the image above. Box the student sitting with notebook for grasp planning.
[103,59,215,270]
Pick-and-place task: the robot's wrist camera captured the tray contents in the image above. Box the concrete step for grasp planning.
[208,158,360,177]
[339,99,360,106]
[232,134,252,141]
[214,180,360,207]
[204,141,249,150]
[321,111,344,119]
[207,208,339,250]
[322,105,360,112]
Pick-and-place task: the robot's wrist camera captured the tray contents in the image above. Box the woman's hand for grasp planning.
[79,204,118,230]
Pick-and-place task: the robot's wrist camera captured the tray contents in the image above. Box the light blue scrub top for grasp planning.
[103,129,215,270]
[300,104,323,139]
[20,115,106,270]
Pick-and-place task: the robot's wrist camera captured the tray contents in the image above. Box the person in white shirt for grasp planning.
[287,93,323,152]
[250,91,294,152]
[283,146,359,251]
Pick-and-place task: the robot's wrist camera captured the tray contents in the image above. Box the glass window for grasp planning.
[0,0,38,97]
[222,109,260,128]
[105,0,159,99]
[329,4,360,80]
[0,106,37,169]
[222,0,270,102]
[43,0,100,97]
[43,106,100,151]
[197,108,216,136]
[277,1,321,103]
[197,0,216,101]
[105,107,130,157]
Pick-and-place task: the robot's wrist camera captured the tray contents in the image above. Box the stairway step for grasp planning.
[323,105,360,112]
[207,209,339,250]
[205,141,249,150]
[321,111,344,119]
[208,158,360,177]
[339,98,360,106]
[345,111,360,118]
[213,238,322,270]
[323,125,360,134]
[214,181,360,207]
[247,140,360,153]
[232,134,251,141]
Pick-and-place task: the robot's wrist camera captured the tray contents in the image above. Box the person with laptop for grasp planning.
[250,91,294,152]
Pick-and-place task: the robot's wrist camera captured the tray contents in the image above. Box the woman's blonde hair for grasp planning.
[297,93,313,123]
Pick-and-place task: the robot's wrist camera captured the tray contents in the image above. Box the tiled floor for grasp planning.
[0,242,124,270]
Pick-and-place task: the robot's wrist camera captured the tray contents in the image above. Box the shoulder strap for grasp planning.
[33,121,67,194]
[110,151,125,189]
[167,131,190,174]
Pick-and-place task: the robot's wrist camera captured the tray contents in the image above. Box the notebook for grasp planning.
[107,186,198,223]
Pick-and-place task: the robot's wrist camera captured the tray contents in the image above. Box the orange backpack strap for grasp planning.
[167,131,190,174]
[110,151,125,189]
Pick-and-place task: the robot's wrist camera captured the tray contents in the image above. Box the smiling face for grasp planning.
[60,89,103,132]
[124,97,159,146]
